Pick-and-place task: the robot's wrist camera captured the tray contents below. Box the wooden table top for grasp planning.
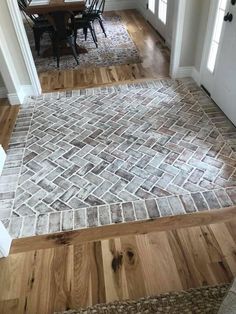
[26,0,86,15]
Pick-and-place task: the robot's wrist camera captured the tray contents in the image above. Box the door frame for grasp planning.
[5,0,187,97]
[6,0,41,98]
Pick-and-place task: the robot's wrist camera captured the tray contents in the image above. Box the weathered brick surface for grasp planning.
[1,79,236,238]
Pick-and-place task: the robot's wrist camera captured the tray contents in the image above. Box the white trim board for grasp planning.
[169,0,186,79]
[7,85,35,105]
[0,145,6,176]
[6,0,41,98]
[175,66,201,85]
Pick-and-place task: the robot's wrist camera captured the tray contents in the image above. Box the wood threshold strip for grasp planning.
[11,206,236,254]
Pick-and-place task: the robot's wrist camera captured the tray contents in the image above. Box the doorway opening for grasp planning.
[7,0,185,95]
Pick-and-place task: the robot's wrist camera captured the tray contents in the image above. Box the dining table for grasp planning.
[26,0,86,15]
[25,0,88,56]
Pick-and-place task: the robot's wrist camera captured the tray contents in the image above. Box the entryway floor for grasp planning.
[1,78,236,239]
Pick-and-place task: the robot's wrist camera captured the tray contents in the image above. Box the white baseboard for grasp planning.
[175,66,200,85]
[0,87,7,99]
[0,146,6,176]
[0,222,12,258]
[191,67,201,85]
[105,0,136,11]
[7,84,35,105]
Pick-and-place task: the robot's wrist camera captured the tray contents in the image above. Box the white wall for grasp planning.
[180,0,210,71]
[0,1,31,86]
[0,73,7,99]
[0,72,7,97]
[0,73,5,88]
[0,0,39,104]
[194,0,211,72]
[105,0,136,11]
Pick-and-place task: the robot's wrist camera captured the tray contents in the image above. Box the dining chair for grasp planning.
[72,14,98,48]
[85,0,107,38]
[48,11,79,68]
[18,0,54,56]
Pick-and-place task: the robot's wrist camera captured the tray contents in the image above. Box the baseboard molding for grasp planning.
[175,67,200,85]
[7,84,35,105]
[0,145,6,176]
[191,67,201,85]
[105,0,136,11]
[0,87,7,99]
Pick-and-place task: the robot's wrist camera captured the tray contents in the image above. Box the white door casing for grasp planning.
[0,145,6,176]
[211,2,236,125]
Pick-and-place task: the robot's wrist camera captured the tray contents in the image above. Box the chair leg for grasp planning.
[98,17,107,37]
[68,37,79,65]
[56,47,60,68]
[54,40,60,68]
[83,27,88,41]
[74,29,79,54]
[33,28,41,56]
[89,25,98,48]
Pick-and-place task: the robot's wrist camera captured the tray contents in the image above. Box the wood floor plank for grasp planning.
[11,206,236,254]
[0,99,19,151]
[120,236,146,300]
[101,238,129,302]
[1,218,236,314]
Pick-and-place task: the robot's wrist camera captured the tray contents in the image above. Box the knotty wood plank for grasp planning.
[1,218,236,314]
[11,206,236,254]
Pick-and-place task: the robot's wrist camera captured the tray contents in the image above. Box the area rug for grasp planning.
[1,78,236,238]
[24,15,142,72]
[55,284,230,314]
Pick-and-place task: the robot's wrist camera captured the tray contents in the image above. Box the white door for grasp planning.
[201,0,236,126]
[146,0,169,40]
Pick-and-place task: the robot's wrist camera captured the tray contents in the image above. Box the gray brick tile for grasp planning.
[74,209,86,229]
[133,200,148,220]
[156,198,172,216]
[35,214,49,235]
[145,199,160,218]
[191,193,209,211]
[87,206,98,227]
[98,205,111,225]
[179,194,197,213]
[110,203,123,223]
[49,212,61,233]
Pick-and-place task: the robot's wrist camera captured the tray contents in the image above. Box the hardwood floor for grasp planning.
[1,217,236,314]
[0,99,19,151]
[39,10,170,93]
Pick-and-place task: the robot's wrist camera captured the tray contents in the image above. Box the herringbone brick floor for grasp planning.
[1,79,236,238]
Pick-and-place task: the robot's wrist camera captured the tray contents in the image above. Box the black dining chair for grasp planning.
[72,13,98,48]
[48,11,79,68]
[84,0,107,38]
[18,0,54,56]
